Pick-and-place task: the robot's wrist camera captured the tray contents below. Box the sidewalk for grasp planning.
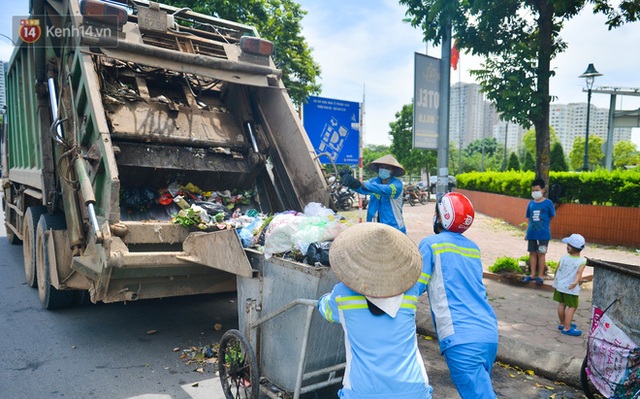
[401,202,640,388]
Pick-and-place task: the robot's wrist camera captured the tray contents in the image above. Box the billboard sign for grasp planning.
[413,53,441,149]
[303,96,360,165]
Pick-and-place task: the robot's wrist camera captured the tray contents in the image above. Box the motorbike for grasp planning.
[403,184,429,206]
[330,181,356,211]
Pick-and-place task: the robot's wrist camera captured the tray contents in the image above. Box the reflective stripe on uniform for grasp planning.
[432,242,481,259]
[337,295,418,311]
[418,271,431,285]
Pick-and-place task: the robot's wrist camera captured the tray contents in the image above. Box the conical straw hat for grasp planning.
[368,154,406,177]
[329,223,422,298]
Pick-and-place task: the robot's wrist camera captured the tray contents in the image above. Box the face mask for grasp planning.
[378,168,391,180]
[531,191,543,200]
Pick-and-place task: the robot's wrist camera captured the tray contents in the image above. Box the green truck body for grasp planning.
[1,0,330,308]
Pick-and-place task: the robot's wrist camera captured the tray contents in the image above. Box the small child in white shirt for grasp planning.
[552,234,587,336]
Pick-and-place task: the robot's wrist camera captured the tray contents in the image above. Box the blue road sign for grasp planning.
[303,96,360,165]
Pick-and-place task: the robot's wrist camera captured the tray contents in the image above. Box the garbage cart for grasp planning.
[580,258,640,399]
[218,249,346,399]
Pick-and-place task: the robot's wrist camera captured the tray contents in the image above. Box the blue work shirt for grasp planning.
[318,282,432,399]
[418,231,498,354]
[525,198,555,240]
[353,176,405,233]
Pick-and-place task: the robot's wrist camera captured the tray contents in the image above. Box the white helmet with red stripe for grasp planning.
[437,192,475,233]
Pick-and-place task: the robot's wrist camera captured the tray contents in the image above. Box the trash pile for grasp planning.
[120,182,350,267]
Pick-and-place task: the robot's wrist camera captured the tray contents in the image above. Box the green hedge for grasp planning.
[456,170,640,207]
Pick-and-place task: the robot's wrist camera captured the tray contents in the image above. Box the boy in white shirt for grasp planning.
[552,234,587,336]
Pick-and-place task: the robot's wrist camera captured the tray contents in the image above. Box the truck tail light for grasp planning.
[239,36,274,57]
[80,0,128,25]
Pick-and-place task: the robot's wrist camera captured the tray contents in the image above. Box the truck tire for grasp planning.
[35,213,74,310]
[23,206,47,287]
[5,223,21,245]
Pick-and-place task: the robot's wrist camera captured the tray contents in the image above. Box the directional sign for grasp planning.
[303,96,360,165]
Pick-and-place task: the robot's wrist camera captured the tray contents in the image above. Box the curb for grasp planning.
[482,272,555,292]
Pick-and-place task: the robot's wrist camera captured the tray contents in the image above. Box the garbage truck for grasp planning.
[1,0,331,309]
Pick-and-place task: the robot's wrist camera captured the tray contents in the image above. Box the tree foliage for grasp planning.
[160,0,321,106]
[568,136,605,171]
[388,104,437,179]
[523,151,535,172]
[613,140,640,169]
[550,141,569,172]
[507,152,521,171]
[399,0,640,186]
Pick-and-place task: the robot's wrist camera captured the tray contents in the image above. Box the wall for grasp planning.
[457,189,640,249]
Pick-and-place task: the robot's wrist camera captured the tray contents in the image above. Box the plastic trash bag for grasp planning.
[263,213,303,258]
[304,202,335,218]
[237,217,261,248]
[292,216,347,255]
[194,201,230,220]
[306,241,332,267]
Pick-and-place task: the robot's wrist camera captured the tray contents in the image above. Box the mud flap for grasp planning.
[177,230,253,278]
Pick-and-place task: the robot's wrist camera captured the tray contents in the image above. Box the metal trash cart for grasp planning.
[218,249,347,399]
[580,258,640,399]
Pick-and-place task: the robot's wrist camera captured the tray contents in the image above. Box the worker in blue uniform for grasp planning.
[418,192,499,399]
[318,223,432,399]
[340,154,406,233]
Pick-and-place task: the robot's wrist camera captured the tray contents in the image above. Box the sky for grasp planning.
[2,0,639,147]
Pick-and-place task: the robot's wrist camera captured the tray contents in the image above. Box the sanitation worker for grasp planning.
[418,192,499,399]
[340,154,406,233]
[318,222,432,399]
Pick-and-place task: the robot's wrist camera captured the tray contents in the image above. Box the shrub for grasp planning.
[547,260,559,274]
[456,169,640,207]
[489,256,523,274]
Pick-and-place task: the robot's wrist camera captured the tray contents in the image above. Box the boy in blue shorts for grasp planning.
[522,178,556,285]
[553,234,587,336]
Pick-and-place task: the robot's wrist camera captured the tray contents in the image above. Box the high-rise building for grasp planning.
[492,121,527,154]
[449,82,499,148]
[549,103,632,153]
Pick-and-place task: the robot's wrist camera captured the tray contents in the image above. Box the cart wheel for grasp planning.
[218,329,259,399]
[580,354,602,399]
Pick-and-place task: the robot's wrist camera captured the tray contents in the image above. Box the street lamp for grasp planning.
[579,63,602,171]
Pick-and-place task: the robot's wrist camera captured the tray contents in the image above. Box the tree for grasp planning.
[549,141,569,171]
[568,136,605,171]
[400,0,640,185]
[507,152,520,171]
[161,0,321,106]
[465,137,499,158]
[388,104,437,179]
[362,144,390,178]
[613,140,640,169]
[523,151,535,172]
[522,127,559,158]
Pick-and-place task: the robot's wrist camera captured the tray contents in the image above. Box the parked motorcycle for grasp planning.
[404,184,429,206]
[330,181,356,211]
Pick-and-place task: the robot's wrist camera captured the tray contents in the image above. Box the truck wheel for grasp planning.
[6,223,21,245]
[23,206,47,287]
[218,329,259,399]
[35,213,74,310]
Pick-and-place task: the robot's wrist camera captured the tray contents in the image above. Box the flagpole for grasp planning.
[359,84,365,223]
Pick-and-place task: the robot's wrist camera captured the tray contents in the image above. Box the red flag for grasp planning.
[451,39,460,70]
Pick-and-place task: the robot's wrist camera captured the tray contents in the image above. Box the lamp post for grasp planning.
[579,63,602,171]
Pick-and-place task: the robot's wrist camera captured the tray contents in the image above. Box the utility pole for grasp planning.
[436,19,452,196]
